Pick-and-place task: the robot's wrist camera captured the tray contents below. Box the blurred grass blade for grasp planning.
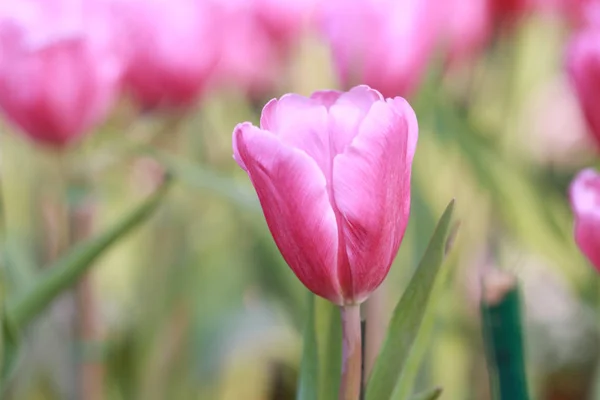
[316,297,342,400]
[297,293,318,400]
[6,177,172,331]
[150,150,259,212]
[481,271,529,400]
[410,387,443,400]
[366,200,456,400]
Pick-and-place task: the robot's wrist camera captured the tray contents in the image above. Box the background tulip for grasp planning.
[443,0,493,65]
[569,168,600,270]
[318,0,441,98]
[232,85,417,305]
[567,23,600,149]
[115,0,217,110]
[209,0,315,97]
[0,0,124,147]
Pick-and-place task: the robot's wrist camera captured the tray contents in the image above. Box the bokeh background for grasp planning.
[1,0,600,399]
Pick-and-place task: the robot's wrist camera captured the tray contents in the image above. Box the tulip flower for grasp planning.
[443,0,492,65]
[209,0,314,97]
[569,168,600,270]
[489,0,530,23]
[209,2,283,96]
[319,0,441,98]
[567,24,600,148]
[232,85,417,306]
[0,0,124,147]
[115,0,217,109]
[490,0,590,25]
[233,85,417,399]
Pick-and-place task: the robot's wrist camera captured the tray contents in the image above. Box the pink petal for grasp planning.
[569,168,600,270]
[574,218,600,270]
[328,85,384,157]
[258,93,330,176]
[335,85,383,112]
[310,89,342,109]
[332,98,417,302]
[567,29,600,148]
[234,123,343,304]
[569,168,600,217]
[232,121,250,171]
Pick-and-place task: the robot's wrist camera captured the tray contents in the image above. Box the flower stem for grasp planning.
[339,304,362,400]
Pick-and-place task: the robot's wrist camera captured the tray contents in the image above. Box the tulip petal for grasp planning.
[574,218,600,269]
[569,168,600,269]
[332,98,417,302]
[234,123,343,304]
[259,94,331,176]
[310,89,342,109]
[328,85,383,156]
[567,30,600,148]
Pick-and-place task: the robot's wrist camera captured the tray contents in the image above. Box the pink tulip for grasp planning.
[209,1,283,96]
[443,0,493,65]
[490,0,591,25]
[569,168,600,270]
[232,85,418,305]
[319,0,441,98]
[209,0,314,96]
[251,0,316,49]
[567,24,600,148]
[115,0,217,109]
[0,0,124,147]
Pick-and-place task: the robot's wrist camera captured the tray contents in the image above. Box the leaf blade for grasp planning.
[365,200,455,400]
[6,177,172,330]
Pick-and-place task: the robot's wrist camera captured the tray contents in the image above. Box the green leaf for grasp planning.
[366,200,456,400]
[316,297,342,400]
[297,293,319,400]
[410,387,443,400]
[5,176,172,331]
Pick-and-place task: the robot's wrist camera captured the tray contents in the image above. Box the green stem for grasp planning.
[6,176,172,331]
[339,304,362,400]
[481,271,530,400]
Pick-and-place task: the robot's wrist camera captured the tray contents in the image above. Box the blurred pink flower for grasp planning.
[115,0,217,109]
[443,0,493,65]
[252,0,316,49]
[232,85,417,305]
[572,0,600,27]
[489,0,529,21]
[567,24,600,148]
[490,0,591,25]
[569,168,600,270]
[0,0,124,147]
[319,0,441,98]
[210,0,315,96]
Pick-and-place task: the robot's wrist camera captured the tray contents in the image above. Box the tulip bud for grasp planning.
[232,85,418,305]
[569,168,600,270]
[567,24,600,149]
[115,0,217,110]
[319,0,441,98]
[0,0,124,147]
